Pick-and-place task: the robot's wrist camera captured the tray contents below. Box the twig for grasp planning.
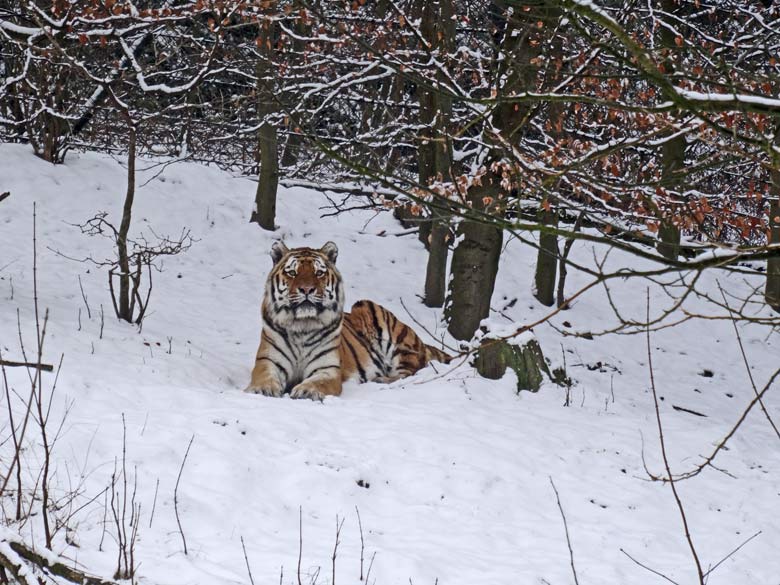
[121,416,129,576]
[149,478,159,529]
[331,515,344,585]
[241,536,256,585]
[674,367,780,481]
[297,506,303,585]
[31,202,54,550]
[703,531,761,579]
[549,477,579,585]
[0,350,23,522]
[128,499,140,581]
[620,548,681,585]
[110,470,122,575]
[365,552,376,585]
[174,434,195,555]
[671,405,707,417]
[356,507,365,581]
[0,192,9,204]
[646,290,705,584]
[557,210,585,308]
[99,489,108,551]
[0,359,53,372]
[448,275,606,362]
[108,269,120,320]
[0,311,44,509]
[110,414,134,579]
[717,282,780,441]
[398,298,457,353]
[78,274,92,319]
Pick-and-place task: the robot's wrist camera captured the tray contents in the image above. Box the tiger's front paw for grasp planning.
[290,384,325,402]
[244,381,283,397]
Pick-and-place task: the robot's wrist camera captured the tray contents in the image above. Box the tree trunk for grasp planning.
[657,133,685,260]
[446,174,503,341]
[253,122,278,230]
[251,15,278,231]
[444,0,526,339]
[280,130,300,168]
[116,125,136,322]
[419,0,454,308]
[531,4,566,305]
[493,1,563,306]
[37,68,68,164]
[556,211,584,308]
[418,218,432,250]
[656,0,684,261]
[423,220,449,307]
[280,2,309,168]
[766,169,780,312]
[534,208,559,306]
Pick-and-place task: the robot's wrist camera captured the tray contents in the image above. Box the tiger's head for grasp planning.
[262,241,345,331]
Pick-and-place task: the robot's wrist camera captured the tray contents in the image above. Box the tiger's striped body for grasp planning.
[245,242,450,401]
[341,300,450,383]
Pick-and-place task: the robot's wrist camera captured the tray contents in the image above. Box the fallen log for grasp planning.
[0,536,117,585]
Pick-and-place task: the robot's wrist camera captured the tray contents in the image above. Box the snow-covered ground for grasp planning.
[0,142,778,585]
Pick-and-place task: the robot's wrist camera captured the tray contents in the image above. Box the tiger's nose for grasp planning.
[298,286,316,296]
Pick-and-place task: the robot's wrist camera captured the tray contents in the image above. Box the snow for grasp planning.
[568,0,620,28]
[0,20,41,37]
[0,142,779,584]
[676,88,780,109]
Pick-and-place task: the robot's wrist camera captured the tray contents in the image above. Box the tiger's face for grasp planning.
[263,241,344,330]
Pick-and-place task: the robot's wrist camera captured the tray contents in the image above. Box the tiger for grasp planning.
[244,241,451,401]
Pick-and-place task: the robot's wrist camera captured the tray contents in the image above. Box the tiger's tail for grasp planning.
[425,344,453,364]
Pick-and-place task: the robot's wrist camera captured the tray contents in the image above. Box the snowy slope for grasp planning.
[0,142,778,585]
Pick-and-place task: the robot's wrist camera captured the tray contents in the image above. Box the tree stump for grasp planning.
[474,336,552,392]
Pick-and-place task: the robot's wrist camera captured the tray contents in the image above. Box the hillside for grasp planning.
[1,142,778,585]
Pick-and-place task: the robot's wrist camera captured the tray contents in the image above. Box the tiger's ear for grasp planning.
[270,241,289,265]
[320,241,338,264]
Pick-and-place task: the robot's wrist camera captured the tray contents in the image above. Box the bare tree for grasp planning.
[766,167,780,312]
[251,6,280,230]
[418,0,455,308]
